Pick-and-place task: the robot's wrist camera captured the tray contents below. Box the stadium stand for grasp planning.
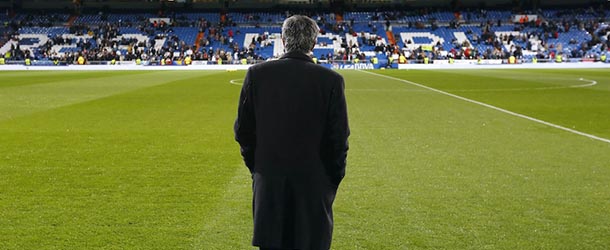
[1,6,609,65]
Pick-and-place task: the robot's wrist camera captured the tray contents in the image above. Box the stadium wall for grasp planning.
[0,64,252,71]
[397,62,610,70]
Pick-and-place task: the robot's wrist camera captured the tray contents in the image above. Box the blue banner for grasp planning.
[321,63,380,70]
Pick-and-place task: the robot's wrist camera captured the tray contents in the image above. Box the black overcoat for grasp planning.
[234,51,350,250]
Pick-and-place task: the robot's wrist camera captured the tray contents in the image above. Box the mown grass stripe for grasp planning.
[0,71,221,122]
[360,70,610,144]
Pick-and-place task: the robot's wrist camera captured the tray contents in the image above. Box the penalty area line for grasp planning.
[358,70,610,144]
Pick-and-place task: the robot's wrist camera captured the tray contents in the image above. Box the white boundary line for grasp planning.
[346,78,597,92]
[447,78,597,92]
[229,79,243,86]
[358,70,610,144]
[572,78,598,88]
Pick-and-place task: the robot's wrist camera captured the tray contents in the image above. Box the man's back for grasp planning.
[248,52,344,177]
[234,15,349,250]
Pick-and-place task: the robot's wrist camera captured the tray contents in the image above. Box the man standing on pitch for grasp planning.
[234,15,350,250]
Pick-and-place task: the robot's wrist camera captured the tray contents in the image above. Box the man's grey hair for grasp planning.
[282,15,319,54]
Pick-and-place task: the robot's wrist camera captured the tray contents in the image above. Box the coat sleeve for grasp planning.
[234,69,256,174]
[324,75,350,186]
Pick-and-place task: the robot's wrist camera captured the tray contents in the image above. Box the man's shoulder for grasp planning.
[248,59,343,81]
[247,59,282,72]
[315,64,344,81]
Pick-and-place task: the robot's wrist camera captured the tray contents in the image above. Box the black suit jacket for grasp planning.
[234,51,349,250]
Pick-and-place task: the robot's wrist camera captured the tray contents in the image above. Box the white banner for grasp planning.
[512,15,538,23]
[149,18,171,24]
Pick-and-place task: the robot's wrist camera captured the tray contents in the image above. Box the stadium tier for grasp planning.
[1,10,609,65]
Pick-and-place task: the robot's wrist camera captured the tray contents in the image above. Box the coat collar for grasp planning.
[280,51,314,63]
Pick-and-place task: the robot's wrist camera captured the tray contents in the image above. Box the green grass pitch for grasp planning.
[1,69,609,249]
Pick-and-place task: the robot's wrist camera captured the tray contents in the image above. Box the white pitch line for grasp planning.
[445,78,597,92]
[229,79,243,86]
[346,78,597,93]
[358,70,610,144]
[346,88,423,92]
[572,78,597,88]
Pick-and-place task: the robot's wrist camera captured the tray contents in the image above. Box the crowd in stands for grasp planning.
[1,10,275,64]
[1,6,609,65]
[393,16,609,62]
